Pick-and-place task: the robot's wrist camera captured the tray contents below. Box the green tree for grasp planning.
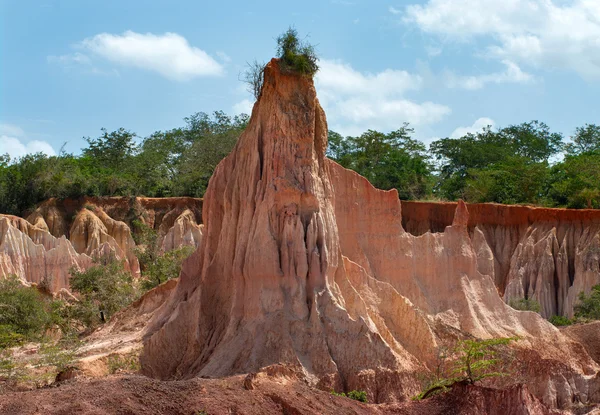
[431,121,562,203]
[565,124,600,155]
[328,125,433,200]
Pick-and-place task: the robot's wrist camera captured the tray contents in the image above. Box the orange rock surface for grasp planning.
[141,59,600,408]
[402,201,600,318]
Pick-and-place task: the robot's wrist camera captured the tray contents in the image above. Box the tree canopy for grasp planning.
[0,109,599,215]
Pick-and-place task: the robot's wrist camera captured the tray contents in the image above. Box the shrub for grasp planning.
[69,256,138,327]
[107,351,140,374]
[276,27,319,76]
[0,276,52,344]
[574,284,600,320]
[508,297,541,313]
[549,315,573,326]
[133,220,194,290]
[330,389,368,403]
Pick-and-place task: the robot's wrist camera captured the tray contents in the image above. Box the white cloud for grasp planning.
[0,123,25,137]
[315,59,451,135]
[232,99,254,115]
[77,31,223,81]
[0,136,56,159]
[0,124,56,159]
[47,52,92,66]
[389,6,401,14]
[450,117,495,138]
[445,60,534,89]
[404,0,600,79]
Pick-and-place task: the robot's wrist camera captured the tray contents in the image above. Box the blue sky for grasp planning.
[1,0,599,158]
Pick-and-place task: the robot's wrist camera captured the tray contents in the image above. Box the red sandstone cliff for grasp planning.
[140,59,600,409]
[0,197,203,292]
[402,201,600,318]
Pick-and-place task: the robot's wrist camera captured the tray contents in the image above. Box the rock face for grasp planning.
[401,201,600,318]
[141,59,599,408]
[0,215,92,291]
[0,198,203,292]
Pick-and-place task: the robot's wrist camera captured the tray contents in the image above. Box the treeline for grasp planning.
[1,112,599,215]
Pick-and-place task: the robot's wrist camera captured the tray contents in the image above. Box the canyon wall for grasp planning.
[402,201,600,318]
[0,197,203,292]
[141,59,600,409]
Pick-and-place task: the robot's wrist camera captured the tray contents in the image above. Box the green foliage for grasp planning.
[574,284,600,320]
[133,220,195,290]
[37,336,80,374]
[0,276,52,345]
[565,124,600,155]
[0,349,27,385]
[328,125,433,200]
[69,256,137,328]
[276,27,319,76]
[106,351,140,374]
[430,121,561,203]
[414,337,516,400]
[549,315,574,326]
[330,389,368,403]
[508,297,541,313]
[0,111,248,215]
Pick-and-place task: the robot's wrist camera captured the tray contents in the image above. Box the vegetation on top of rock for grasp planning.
[276,27,319,76]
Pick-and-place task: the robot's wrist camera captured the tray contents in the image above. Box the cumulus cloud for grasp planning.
[0,124,56,159]
[315,59,451,135]
[74,31,223,81]
[403,0,600,79]
[445,60,533,89]
[450,117,495,139]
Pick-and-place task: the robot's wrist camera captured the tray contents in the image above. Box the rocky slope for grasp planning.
[0,373,558,415]
[0,197,203,292]
[401,201,600,318]
[141,59,600,410]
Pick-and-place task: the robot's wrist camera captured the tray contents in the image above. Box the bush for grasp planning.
[133,220,195,290]
[330,389,368,403]
[107,351,140,374]
[549,315,573,326]
[0,276,52,345]
[508,297,541,313]
[69,256,138,328]
[276,27,319,76]
[574,284,600,320]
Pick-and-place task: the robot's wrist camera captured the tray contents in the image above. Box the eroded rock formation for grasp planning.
[0,198,203,292]
[402,201,600,318]
[141,59,600,408]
